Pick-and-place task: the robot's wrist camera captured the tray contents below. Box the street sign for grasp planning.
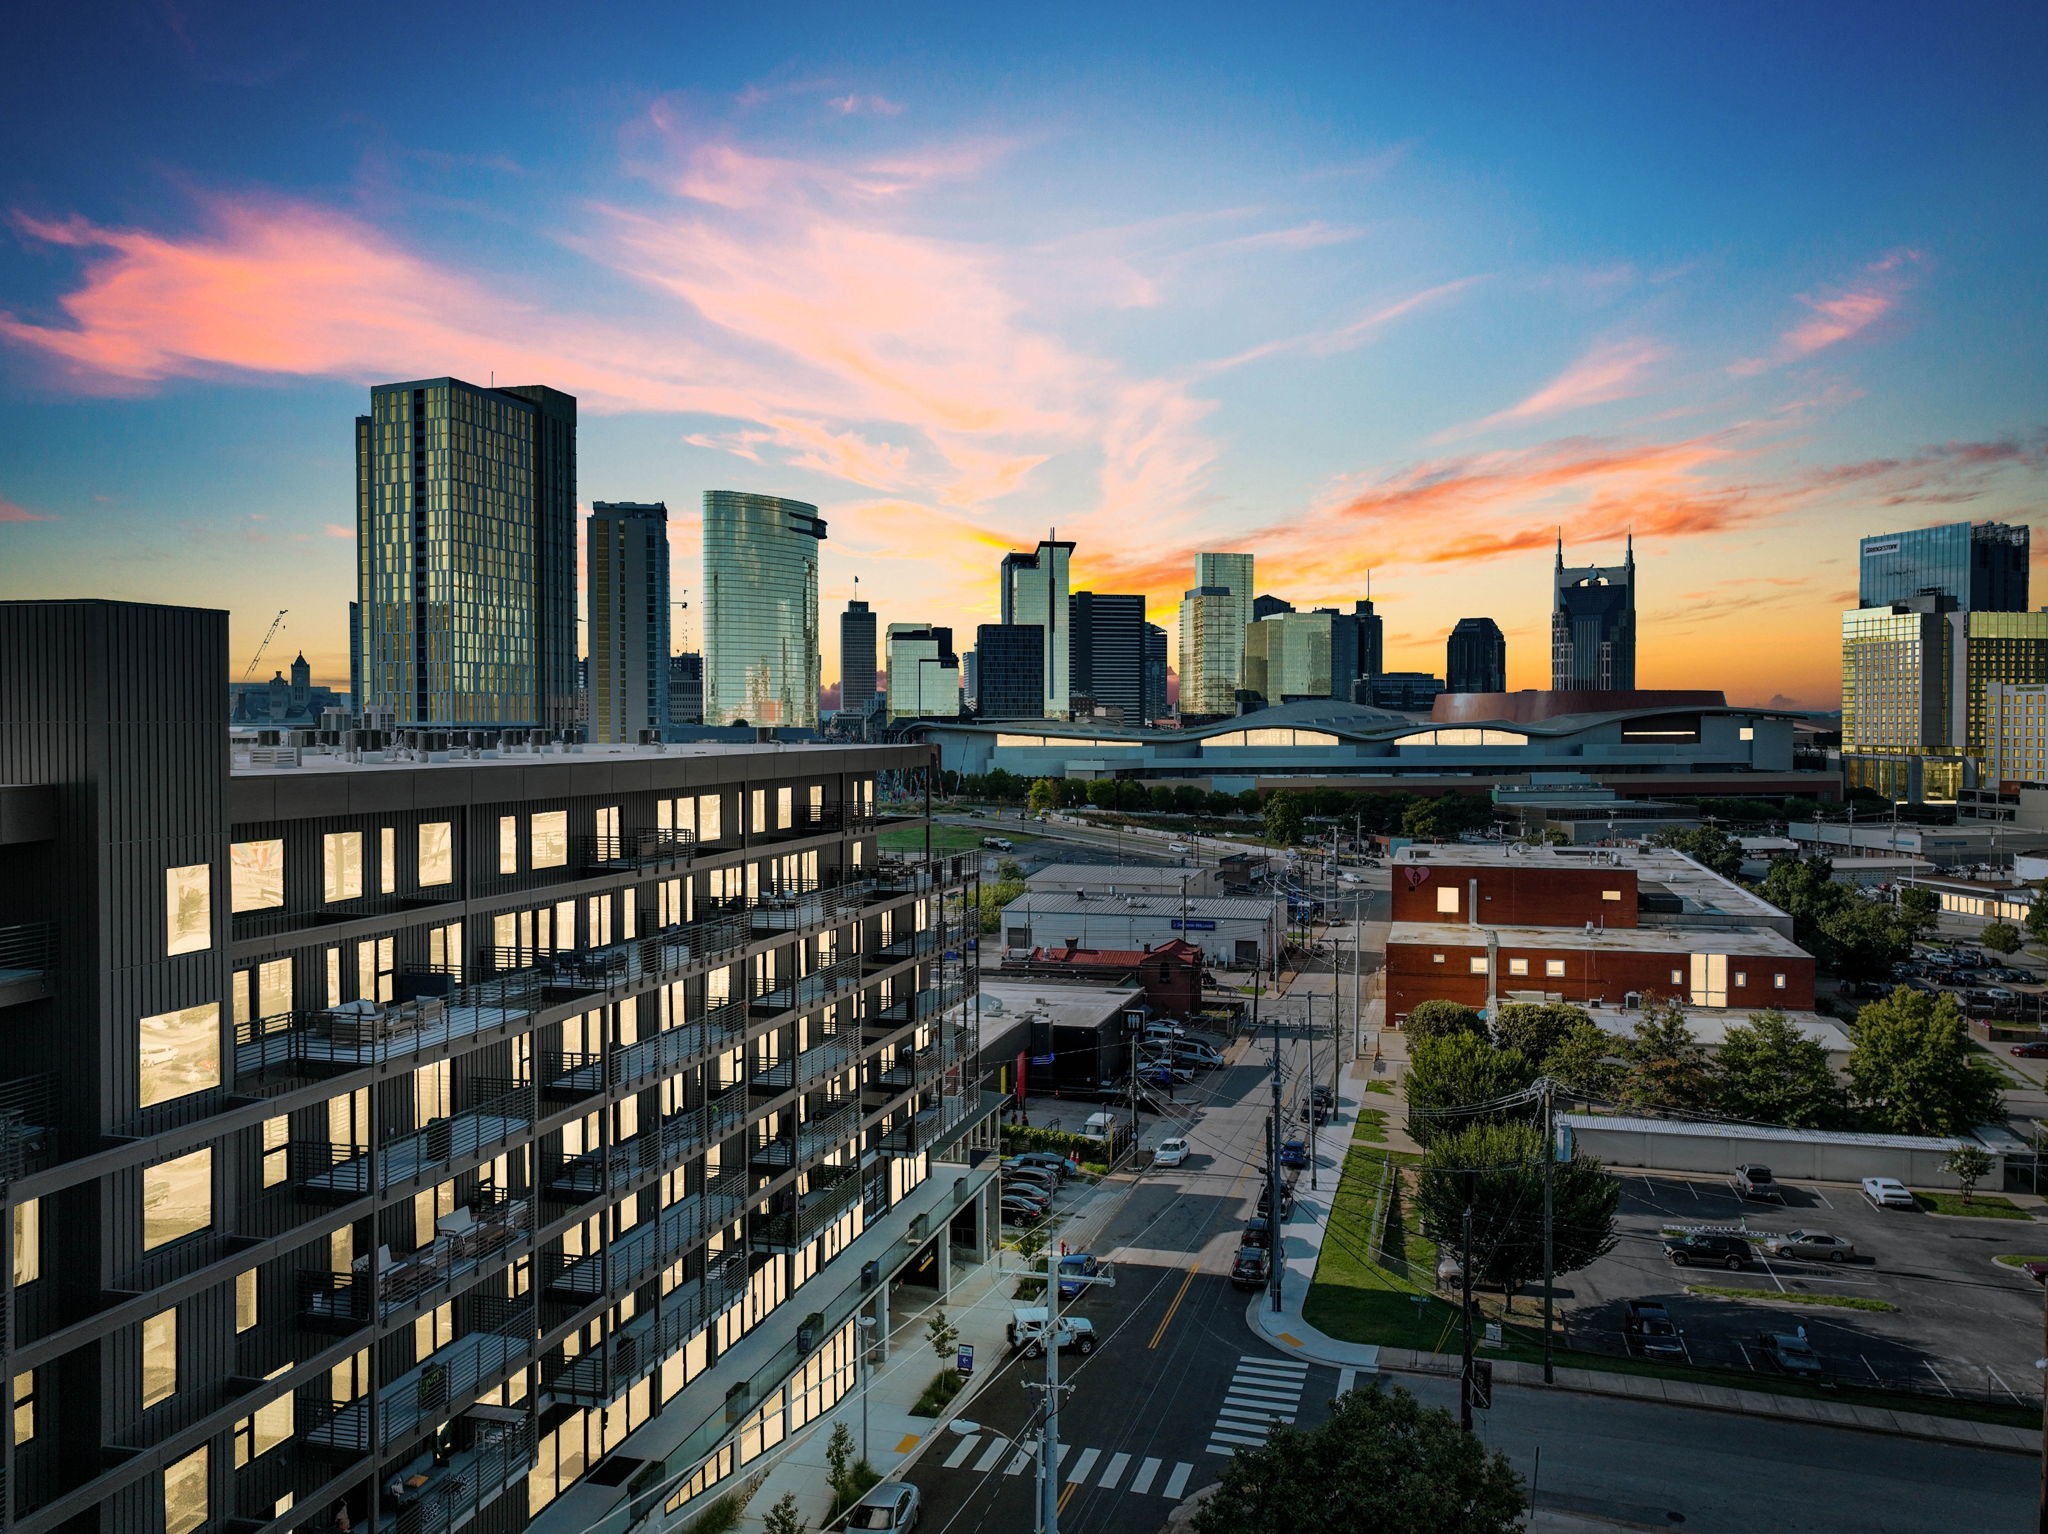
[957,1344,974,1377]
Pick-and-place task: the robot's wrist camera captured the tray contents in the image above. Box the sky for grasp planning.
[1,2,2044,709]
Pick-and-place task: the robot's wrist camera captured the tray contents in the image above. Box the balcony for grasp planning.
[539,1089,746,1205]
[0,923,53,1008]
[307,1081,536,1200]
[0,1074,53,1190]
[862,926,939,972]
[751,955,862,1017]
[541,1174,747,1301]
[747,1029,855,1096]
[583,828,696,871]
[748,1098,859,1172]
[757,804,847,844]
[880,1093,973,1157]
[301,1190,534,1326]
[545,1254,749,1407]
[755,1166,863,1250]
[606,999,747,1095]
[383,1406,535,1534]
[748,875,878,935]
[304,1295,540,1454]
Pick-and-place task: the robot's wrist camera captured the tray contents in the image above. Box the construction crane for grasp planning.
[240,609,289,685]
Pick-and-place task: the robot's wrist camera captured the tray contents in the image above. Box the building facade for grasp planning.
[1445,617,1507,695]
[1177,554,1253,721]
[998,541,1073,718]
[1323,601,1381,703]
[702,493,825,729]
[1067,592,1145,721]
[667,653,704,729]
[972,625,1044,721]
[1243,612,1333,704]
[1859,520,2030,612]
[1551,537,1636,691]
[838,601,877,721]
[0,599,995,1534]
[883,625,960,721]
[1987,682,2048,787]
[1141,623,1169,726]
[355,379,579,731]
[586,502,671,745]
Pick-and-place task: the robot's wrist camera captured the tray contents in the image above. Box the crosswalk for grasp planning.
[938,1431,1196,1499]
[1205,1353,1311,1456]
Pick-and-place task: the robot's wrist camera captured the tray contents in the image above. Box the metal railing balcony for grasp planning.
[752,955,862,1017]
[0,1074,54,1189]
[0,923,54,1002]
[301,1191,534,1326]
[583,828,697,870]
[754,1170,863,1250]
[749,1097,859,1170]
[385,1407,536,1534]
[542,1173,747,1301]
[308,1081,536,1200]
[545,1253,749,1407]
[304,1295,539,1453]
[874,1039,961,1092]
[747,1029,854,1095]
[540,1091,741,1205]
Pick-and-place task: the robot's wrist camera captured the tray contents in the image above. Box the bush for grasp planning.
[1001,1125,1097,1161]
[910,1369,966,1417]
[1403,1000,1486,1044]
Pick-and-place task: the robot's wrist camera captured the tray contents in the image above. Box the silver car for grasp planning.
[1760,1228,1857,1263]
[847,1481,921,1531]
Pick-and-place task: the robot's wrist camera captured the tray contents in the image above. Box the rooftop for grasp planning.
[1574,1003,1850,1052]
[1025,863,1210,890]
[229,739,893,777]
[1560,1113,1976,1154]
[1005,939,1205,969]
[978,979,1144,1031]
[1388,919,1811,958]
[1004,890,1281,921]
[1393,842,1791,924]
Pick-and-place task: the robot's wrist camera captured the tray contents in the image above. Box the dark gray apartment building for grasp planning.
[1066,592,1145,722]
[0,600,996,1534]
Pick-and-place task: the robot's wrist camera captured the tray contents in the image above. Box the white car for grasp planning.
[1168,841,1192,853]
[1153,1137,1191,1168]
[1861,1176,1916,1209]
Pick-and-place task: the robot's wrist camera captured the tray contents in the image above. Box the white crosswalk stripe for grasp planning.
[944,1436,1194,1498]
[1207,1352,1314,1455]
[1130,1457,1161,1495]
[971,1435,1010,1473]
[1065,1447,1100,1484]
[1163,1462,1194,1498]
[943,1435,977,1468]
[1099,1452,1130,1491]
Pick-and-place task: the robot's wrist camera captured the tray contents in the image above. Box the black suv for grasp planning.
[1304,1084,1336,1124]
[1230,1247,1271,1291]
[1663,1232,1753,1270]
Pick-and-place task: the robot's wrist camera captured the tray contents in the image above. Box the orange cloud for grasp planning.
[1734,247,1926,374]
[1463,337,1668,432]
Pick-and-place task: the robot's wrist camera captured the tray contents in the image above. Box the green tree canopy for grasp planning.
[1491,1002,1592,1063]
[1847,988,2005,1135]
[1649,824,1744,881]
[1757,856,1912,982]
[1713,1009,1847,1129]
[1400,799,1444,842]
[1896,885,1940,938]
[1413,1120,1620,1307]
[1981,922,2022,955]
[1027,778,1057,814]
[1617,1000,1718,1113]
[1944,1145,1993,1205]
[1404,999,1487,1045]
[1541,1021,1625,1100]
[2026,899,2048,947]
[1264,790,1306,846]
[1190,1383,1526,1534]
[1404,1033,1537,1146]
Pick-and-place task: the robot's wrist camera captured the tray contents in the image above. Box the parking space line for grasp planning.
[1924,1362,1956,1397]
[1810,1187,1833,1208]
[1860,1353,1881,1384]
[1986,1365,2023,1404]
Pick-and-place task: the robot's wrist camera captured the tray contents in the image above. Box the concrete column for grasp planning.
[873,1280,891,1358]
[936,1232,953,1297]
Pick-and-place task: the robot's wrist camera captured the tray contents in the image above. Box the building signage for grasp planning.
[1170,919,1218,931]
[1863,539,1900,556]
[957,1344,975,1376]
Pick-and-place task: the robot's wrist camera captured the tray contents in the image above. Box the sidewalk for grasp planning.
[1245,1067,2040,1457]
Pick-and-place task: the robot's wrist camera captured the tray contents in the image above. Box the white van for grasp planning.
[1082,1111,1119,1137]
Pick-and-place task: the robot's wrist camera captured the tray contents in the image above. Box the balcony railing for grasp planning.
[752,956,862,1017]
[747,1029,855,1095]
[749,1098,859,1171]
[0,923,53,1001]
[385,1406,536,1534]
[583,828,696,870]
[301,1190,534,1325]
[304,1295,539,1453]
[545,1254,749,1408]
[305,1081,535,1200]
[0,1074,54,1189]
[755,1168,863,1249]
[540,1090,743,1205]
[543,1173,747,1301]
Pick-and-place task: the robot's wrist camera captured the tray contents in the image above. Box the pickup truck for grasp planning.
[1007,1309,1098,1357]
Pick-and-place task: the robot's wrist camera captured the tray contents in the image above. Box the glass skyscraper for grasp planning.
[840,598,878,718]
[974,623,1046,719]
[1859,521,2029,612]
[884,623,960,720]
[586,501,670,743]
[1446,617,1507,694]
[999,540,1074,717]
[702,492,825,727]
[355,377,578,729]
[1179,552,1254,719]
[1244,611,1333,703]
[1551,537,1636,690]
[1068,591,1146,720]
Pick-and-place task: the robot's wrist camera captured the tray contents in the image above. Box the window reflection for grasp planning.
[143,1148,212,1251]
[230,840,284,912]
[420,821,454,886]
[138,1003,221,1108]
[12,1199,38,1286]
[142,1308,176,1407]
[164,1444,207,1534]
[532,810,568,868]
[165,865,211,955]
[323,832,364,903]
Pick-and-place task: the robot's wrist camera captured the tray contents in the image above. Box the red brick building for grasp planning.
[998,937,1205,1018]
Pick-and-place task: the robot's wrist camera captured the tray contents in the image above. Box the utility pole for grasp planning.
[2039,1263,2048,1534]
[1128,1038,1139,1140]
[1306,992,1317,1191]
[1460,1168,1476,1433]
[1269,979,1285,1313]
[1032,1250,1113,1534]
[1541,1077,1556,1386]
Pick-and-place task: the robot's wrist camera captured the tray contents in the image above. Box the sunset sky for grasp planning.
[2,2,2043,708]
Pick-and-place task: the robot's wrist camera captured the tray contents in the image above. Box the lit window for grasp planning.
[699,794,723,843]
[1508,958,1529,976]
[1739,726,1756,742]
[229,840,284,912]
[138,1003,221,1108]
[1435,886,1460,915]
[12,1199,38,1286]
[379,827,397,894]
[143,1148,212,1252]
[262,1115,289,1188]
[321,832,363,903]
[1544,959,1565,977]
[416,821,453,886]
[164,1444,208,1534]
[233,1367,293,1467]
[1601,889,1622,902]
[1733,971,1748,987]
[13,1370,34,1446]
[257,958,292,1022]
[1773,973,1788,990]
[1469,957,1488,974]
[165,865,211,955]
[531,811,568,869]
[751,790,768,835]
[499,816,518,875]
[1432,953,1445,964]
[1669,968,1683,985]
[142,1308,176,1407]
[237,1268,258,1333]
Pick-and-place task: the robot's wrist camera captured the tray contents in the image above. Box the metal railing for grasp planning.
[755,1168,863,1249]
[0,923,53,975]
[387,1409,537,1534]
[305,1295,540,1452]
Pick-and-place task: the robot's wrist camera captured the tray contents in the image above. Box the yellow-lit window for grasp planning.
[380,827,397,894]
[699,795,723,843]
[1435,886,1459,915]
[138,1003,221,1108]
[12,1199,38,1286]
[532,811,568,868]
[258,957,292,1021]
[1602,889,1622,902]
[1507,958,1529,976]
[499,816,518,874]
[1467,957,1488,974]
[419,821,453,885]
[12,1370,34,1446]
[1545,960,1566,977]
[262,1115,289,1188]
[751,791,767,834]
[233,1368,293,1467]
[322,832,363,903]
[230,840,284,912]
[143,1148,212,1251]
[237,1268,259,1332]
[164,1444,207,1534]
[142,1308,176,1407]
[165,865,211,955]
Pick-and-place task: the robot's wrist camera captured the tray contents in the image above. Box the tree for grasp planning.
[1982,922,2022,956]
[1190,1383,1526,1534]
[825,1421,856,1505]
[925,1306,960,1365]
[1149,783,1176,813]
[761,1493,808,1534]
[1491,1002,1591,1063]
[1944,1145,1993,1206]
[1087,779,1120,809]
[1400,798,1444,842]
[1404,1034,1536,1146]
[1814,898,1914,985]
[1027,778,1057,815]
[1649,824,1744,881]
[1403,1000,1486,1045]
[1412,1120,1620,1309]
[1847,988,2005,1135]
[1617,1000,1717,1113]
[2027,898,2048,949]
[1264,791,1306,846]
[1897,885,1940,939]
[1713,1010,1847,1129]
[1540,1022,1625,1100]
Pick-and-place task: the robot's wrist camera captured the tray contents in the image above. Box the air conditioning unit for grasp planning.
[1623,991,1642,1010]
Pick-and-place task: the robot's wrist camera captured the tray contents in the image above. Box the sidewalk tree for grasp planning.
[1846,988,2005,1135]
[1264,791,1306,846]
[1943,1145,1993,1206]
[1617,1000,1717,1113]
[1539,1021,1625,1100]
[1981,921,2022,956]
[761,1493,807,1534]
[925,1306,960,1365]
[1404,1034,1536,1146]
[825,1422,855,1504]
[1403,1000,1486,1045]
[2027,900,2048,948]
[1191,1383,1525,1534]
[1027,778,1057,814]
[1713,1009,1847,1129]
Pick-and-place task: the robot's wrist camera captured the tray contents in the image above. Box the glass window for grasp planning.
[420,821,454,886]
[1773,973,1788,989]
[138,1003,221,1108]
[165,865,211,955]
[1544,959,1566,977]
[322,832,363,903]
[751,790,767,835]
[1508,958,1529,976]
[164,1444,208,1534]
[230,840,284,912]
[1669,968,1684,985]
[1733,971,1748,987]
[499,816,518,875]
[532,811,568,869]
[236,1268,258,1333]
[12,1199,38,1286]
[262,1115,289,1188]
[1468,957,1488,974]
[699,795,722,844]
[143,1148,212,1252]
[1602,889,1622,902]
[233,1368,292,1467]
[777,787,793,828]
[380,827,397,894]
[142,1308,176,1407]
[258,958,292,1021]
[12,1370,33,1446]
[1435,886,1459,915]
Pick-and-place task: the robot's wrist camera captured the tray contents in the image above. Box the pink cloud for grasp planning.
[827,93,905,117]
[321,523,351,538]
[1465,337,1669,432]
[0,494,52,523]
[1734,248,1926,374]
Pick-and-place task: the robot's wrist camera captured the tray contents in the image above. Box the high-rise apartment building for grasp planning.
[840,599,878,719]
[668,651,704,727]
[1859,521,2030,612]
[973,625,1045,720]
[1321,600,1382,703]
[586,501,671,744]
[1552,537,1636,690]
[1244,611,1334,703]
[1068,592,1145,720]
[884,624,960,720]
[355,378,578,730]
[1446,617,1507,694]
[1141,623,1169,724]
[0,598,995,1534]
[702,493,825,728]
[999,541,1074,717]
[1178,553,1253,720]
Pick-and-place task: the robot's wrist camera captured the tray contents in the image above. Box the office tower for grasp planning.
[884,624,961,720]
[962,649,978,711]
[355,377,578,729]
[999,539,1074,717]
[974,624,1046,719]
[586,501,671,744]
[1068,591,1145,720]
[1446,617,1508,694]
[0,599,993,1534]
[1142,622,1169,724]
[1552,536,1636,690]
[1178,553,1254,720]
[1358,671,1447,711]
[668,651,704,726]
[1251,594,1295,621]
[1244,611,1334,703]
[1859,521,2030,612]
[840,598,878,718]
[1987,682,2048,786]
[347,600,361,712]
[1321,600,1382,703]
[702,492,825,728]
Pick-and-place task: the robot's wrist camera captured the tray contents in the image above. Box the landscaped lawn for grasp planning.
[1683,1283,1896,1312]
[878,824,1035,854]
[1912,1190,2033,1220]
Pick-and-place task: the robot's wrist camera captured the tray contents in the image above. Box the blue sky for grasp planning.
[2,1,2043,704]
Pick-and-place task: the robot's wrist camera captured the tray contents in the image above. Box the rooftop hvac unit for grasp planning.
[1623,991,1642,1010]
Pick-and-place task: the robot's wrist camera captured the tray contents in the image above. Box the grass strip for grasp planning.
[1912,1190,2034,1220]
[1993,1253,2048,1267]
[1684,1282,1897,1312]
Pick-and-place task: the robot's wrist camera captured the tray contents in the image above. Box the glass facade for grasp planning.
[142,1148,212,1251]
[702,492,825,727]
[884,625,960,719]
[1859,520,2029,612]
[973,624,1046,719]
[587,501,671,743]
[1445,617,1507,694]
[1987,683,2048,785]
[1179,554,1253,717]
[1068,591,1145,719]
[999,541,1075,717]
[229,839,283,912]
[1244,611,1333,702]
[840,600,878,716]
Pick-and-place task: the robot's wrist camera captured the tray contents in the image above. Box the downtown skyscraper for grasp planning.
[1551,536,1636,691]
[1178,552,1253,720]
[585,501,671,743]
[999,539,1074,717]
[701,492,825,728]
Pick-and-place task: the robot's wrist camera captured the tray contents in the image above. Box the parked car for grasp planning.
[2011,1042,2048,1058]
[846,1481,922,1532]
[1256,1180,1296,1221]
[1733,1164,1785,1203]
[1152,1137,1191,1168]
[1861,1176,1916,1209]
[1168,841,1192,853]
[1278,1137,1309,1170]
[1241,1215,1272,1251]
[1057,1253,1102,1300]
[1141,1021,1190,1041]
[1144,1062,1195,1087]
[1000,1195,1047,1225]
[1663,1232,1754,1270]
[1304,1083,1336,1124]
[1008,1308,1097,1356]
[1758,1229,1857,1263]
[1231,1246,1272,1291]
[1010,1151,1081,1180]
[2021,1261,2048,1285]
[1002,1163,1060,1194]
[1755,1329,1825,1381]
[1623,1299,1685,1358]
[1001,1179,1054,1207]
[980,836,1014,852]
[1983,987,2021,1003]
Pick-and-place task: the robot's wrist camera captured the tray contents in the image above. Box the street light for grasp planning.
[856,1314,878,1463]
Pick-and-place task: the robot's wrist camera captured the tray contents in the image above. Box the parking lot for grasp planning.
[1565,1171,2048,1406]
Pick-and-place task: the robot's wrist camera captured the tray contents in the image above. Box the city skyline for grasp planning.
[2,5,2045,708]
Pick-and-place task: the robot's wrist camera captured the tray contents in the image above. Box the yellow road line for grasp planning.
[1058,1479,1080,1515]
[1147,1262,1200,1350]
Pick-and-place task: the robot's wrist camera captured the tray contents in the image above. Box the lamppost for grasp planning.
[857,1314,878,1463]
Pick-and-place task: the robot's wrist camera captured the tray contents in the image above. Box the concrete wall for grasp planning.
[1564,1120,1989,1190]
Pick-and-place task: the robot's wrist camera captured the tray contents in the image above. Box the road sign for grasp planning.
[957,1344,974,1377]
